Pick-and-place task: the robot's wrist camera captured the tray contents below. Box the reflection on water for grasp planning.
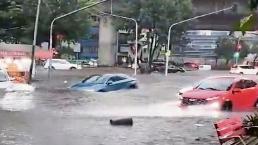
[0,84,35,112]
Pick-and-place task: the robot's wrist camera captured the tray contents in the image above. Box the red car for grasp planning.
[183,62,199,71]
[179,76,258,111]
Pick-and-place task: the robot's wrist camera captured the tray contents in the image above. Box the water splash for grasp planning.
[74,101,223,118]
[0,84,35,111]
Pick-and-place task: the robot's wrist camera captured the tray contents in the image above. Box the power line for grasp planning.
[1,26,26,31]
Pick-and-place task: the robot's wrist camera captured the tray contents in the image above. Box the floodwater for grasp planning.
[0,68,253,145]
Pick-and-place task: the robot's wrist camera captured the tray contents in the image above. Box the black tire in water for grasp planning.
[254,100,258,109]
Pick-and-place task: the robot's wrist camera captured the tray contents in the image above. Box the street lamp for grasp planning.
[100,12,138,76]
[29,0,41,83]
[48,0,110,79]
[165,5,236,76]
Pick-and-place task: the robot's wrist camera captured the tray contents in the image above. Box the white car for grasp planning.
[0,69,13,89]
[44,59,82,70]
[230,65,258,75]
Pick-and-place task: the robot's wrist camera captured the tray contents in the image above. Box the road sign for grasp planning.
[73,43,81,53]
[165,50,171,56]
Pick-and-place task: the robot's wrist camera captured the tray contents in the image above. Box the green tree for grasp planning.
[114,0,192,67]
[215,37,249,64]
[237,0,258,34]
[0,0,95,46]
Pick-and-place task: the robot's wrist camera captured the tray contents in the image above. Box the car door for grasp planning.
[231,79,257,110]
[106,76,126,91]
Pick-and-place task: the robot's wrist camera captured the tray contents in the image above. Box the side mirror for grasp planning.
[107,81,113,85]
[232,88,241,94]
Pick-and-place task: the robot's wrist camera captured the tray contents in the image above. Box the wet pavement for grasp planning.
[0,67,253,145]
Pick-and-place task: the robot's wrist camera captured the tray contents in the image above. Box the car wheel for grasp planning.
[222,101,232,111]
[129,84,138,89]
[70,67,76,70]
[254,100,258,109]
[240,72,244,75]
[51,66,55,70]
[98,89,106,92]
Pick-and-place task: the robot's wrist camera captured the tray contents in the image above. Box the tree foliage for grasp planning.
[0,0,95,46]
[237,0,258,34]
[113,0,192,66]
[215,37,249,64]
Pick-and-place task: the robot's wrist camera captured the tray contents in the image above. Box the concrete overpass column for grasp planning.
[98,16,116,66]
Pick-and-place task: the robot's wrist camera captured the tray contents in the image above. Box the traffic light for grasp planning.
[236,43,242,52]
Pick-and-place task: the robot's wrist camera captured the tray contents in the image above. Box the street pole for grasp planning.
[29,0,41,83]
[165,5,235,76]
[111,0,113,14]
[48,0,110,79]
[100,12,138,76]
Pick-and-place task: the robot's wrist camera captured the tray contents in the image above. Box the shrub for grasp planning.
[243,113,258,137]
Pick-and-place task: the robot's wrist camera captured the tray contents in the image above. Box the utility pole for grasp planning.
[29,0,41,83]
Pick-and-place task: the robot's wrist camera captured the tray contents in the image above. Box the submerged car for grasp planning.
[70,74,138,92]
[152,62,185,73]
[178,76,258,111]
[0,69,13,89]
[183,62,199,71]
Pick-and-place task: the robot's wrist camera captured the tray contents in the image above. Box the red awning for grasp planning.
[35,49,53,59]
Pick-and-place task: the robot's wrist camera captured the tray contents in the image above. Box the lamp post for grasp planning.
[29,0,41,83]
[165,5,236,76]
[48,0,110,79]
[100,12,138,75]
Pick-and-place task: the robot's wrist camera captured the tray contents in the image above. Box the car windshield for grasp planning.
[82,75,101,83]
[0,72,7,82]
[94,76,109,84]
[195,77,234,91]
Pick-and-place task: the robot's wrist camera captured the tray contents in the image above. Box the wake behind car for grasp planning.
[178,76,258,111]
[230,65,258,75]
[44,59,82,70]
[70,74,138,92]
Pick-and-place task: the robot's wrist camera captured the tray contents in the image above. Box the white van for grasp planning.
[198,65,211,71]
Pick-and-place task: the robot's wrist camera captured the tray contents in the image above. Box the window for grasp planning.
[109,76,126,82]
[235,80,257,89]
[240,66,254,69]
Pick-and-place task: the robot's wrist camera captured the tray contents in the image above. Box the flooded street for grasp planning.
[0,68,251,145]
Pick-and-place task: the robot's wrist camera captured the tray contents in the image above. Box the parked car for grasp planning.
[230,65,258,75]
[178,76,258,111]
[152,62,185,73]
[70,74,138,92]
[44,59,82,70]
[183,62,199,71]
[0,69,13,89]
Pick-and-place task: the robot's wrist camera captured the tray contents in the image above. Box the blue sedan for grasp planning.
[70,74,138,92]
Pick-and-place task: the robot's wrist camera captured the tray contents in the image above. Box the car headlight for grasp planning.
[206,96,219,101]
[209,102,220,109]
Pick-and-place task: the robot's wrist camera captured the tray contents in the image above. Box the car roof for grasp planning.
[206,76,255,82]
[102,73,131,78]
